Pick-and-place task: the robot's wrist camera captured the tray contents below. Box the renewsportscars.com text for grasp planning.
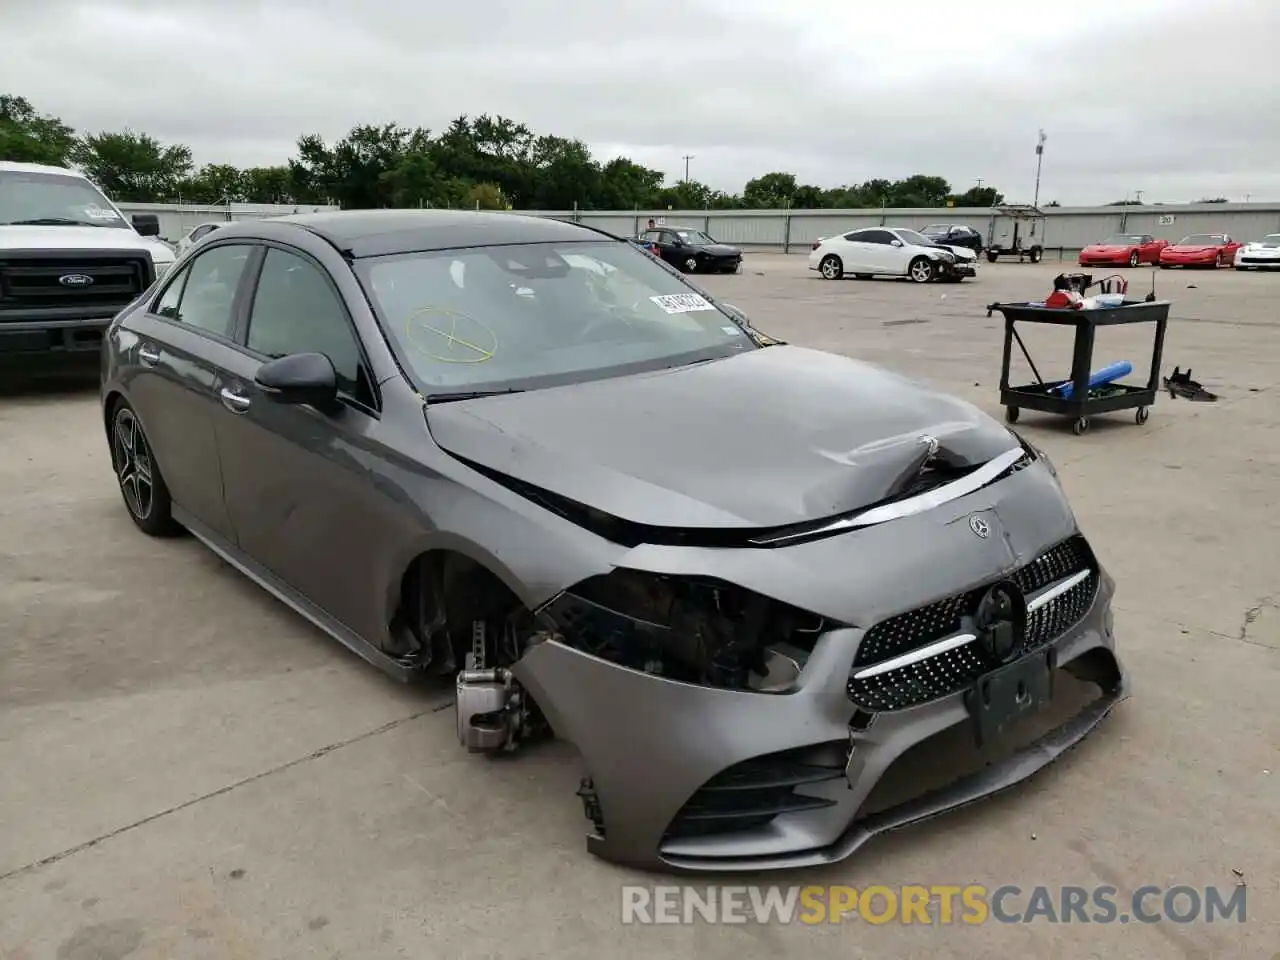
[621,884,1247,926]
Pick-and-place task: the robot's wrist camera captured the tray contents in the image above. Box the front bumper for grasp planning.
[516,520,1128,873]
[1236,254,1280,269]
[1079,253,1132,265]
[1160,255,1218,266]
[0,315,116,360]
[942,260,977,278]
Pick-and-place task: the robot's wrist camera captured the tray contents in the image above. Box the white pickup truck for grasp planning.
[0,161,176,363]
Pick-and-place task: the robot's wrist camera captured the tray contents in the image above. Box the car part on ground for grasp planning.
[100,209,1128,873]
[1,161,173,364]
[808,227,977,283]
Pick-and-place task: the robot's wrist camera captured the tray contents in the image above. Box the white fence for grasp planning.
[118,201,1280,254]
[116,201,338,242]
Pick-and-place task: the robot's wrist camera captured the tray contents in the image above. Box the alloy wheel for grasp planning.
[112,407,155,521]
[909,259,933,283]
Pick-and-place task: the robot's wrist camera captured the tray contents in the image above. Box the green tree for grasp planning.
[0,94,77,166]
[70,129,192,202]
[743,172,799,208]
[949,186,1004,207]
[180,163,246,203]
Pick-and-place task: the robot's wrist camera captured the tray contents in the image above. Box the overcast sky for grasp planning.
[3,0,1277,205]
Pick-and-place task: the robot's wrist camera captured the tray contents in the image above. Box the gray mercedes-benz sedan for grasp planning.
[100,210,1128,872]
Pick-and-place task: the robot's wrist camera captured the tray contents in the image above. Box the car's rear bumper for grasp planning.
[515,557,1126,873]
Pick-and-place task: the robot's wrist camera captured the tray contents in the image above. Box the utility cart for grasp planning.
[987,280,1172,436]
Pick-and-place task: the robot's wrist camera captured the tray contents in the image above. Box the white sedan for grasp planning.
[808,226,978,282]
[175,220,230,255]
[1234,234,1280,271]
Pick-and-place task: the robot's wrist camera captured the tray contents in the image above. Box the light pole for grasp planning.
[1032,129,1046,209]
[681,154,694,183]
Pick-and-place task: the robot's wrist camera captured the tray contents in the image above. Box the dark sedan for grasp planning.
[101,209,1125,873]
[638,225,742,273]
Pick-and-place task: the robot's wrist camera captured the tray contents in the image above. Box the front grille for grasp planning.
[1241,256,1280,264]
[0,254,152,314]
[847,535,1098,712]
[663,745,844,841]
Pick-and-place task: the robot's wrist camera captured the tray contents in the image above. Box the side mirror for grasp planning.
[890,239,904,247]
[255,353,339,410]
[131,213,161,237]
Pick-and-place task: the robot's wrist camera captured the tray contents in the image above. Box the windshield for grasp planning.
[0,170,131,228]
[1101,235,1144,244]
[921,224,949,235]
[1178,234,1223,245]
[357,240,756,394]
[674,229,715,245]
[896,229,935,246]
[1260,235,1280,245]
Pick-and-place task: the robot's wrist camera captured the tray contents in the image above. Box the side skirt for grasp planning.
[172,505,416,683]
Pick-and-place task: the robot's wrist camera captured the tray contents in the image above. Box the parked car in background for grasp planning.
[1078,234,1168,268]
[627,236,661,257]
[1158,234,1241,268]
[176,221,230,255]
[638,225,742,274]
[1233,234,1280,271]
[920,223,984,255]
[810,227,978,283]
[0,160,175,364]
[99,208,1125,872]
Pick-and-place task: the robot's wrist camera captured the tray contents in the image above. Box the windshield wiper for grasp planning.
[424,387,527,404]
[3,217,110,227]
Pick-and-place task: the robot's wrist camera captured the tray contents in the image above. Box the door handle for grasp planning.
[138,345,160,366]
[219,386,251,414]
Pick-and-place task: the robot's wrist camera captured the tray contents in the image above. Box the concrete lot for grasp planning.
[1,257,1277,959]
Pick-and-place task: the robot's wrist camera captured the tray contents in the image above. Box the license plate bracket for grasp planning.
[964,648,1056,747]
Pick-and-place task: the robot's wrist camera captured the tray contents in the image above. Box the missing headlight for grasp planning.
[543,570,834,691]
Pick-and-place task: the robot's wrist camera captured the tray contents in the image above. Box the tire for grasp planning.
[681,256,699,274]
[1072,417,1090,436]
[1029,247,1043,264]
[986,250,999,263]
[108,399,182,537]
[1135,406,1149,425]
[908,257,935,283]
[1128,251,1140,267]
[1005,406,1020,424]
[819,254,844,280]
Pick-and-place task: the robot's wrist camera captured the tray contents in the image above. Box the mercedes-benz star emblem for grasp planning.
[974,581,1027,663]
[969,515,990,539]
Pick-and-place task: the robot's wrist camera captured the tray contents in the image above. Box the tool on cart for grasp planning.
[986,276,1172,435]
[1056,360,1134,399]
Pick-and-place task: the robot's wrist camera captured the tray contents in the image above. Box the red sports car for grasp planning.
[1158,233,1241,268]
[1079,234,1168,267]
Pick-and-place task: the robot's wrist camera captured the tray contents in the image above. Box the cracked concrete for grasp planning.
[2,258,1277,959]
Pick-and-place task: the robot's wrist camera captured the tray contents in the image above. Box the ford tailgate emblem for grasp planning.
[59,274,95,287]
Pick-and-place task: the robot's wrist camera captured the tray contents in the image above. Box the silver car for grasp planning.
[100,210,1128,872]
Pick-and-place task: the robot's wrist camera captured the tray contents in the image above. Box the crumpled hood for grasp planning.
[0,225,173,264]
[426,345,1020,529]
[701,243,740,256]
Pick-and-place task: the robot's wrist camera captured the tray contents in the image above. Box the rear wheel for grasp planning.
[819,254,844,280]
[109,400,181,537]
[1128,250,1140,267]
[1028,246,1043,264]
[681,256,699,273]
[987,250,999,263]
[908,257,935,283]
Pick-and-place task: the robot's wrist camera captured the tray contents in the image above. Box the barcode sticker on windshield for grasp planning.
[650,293,716,314]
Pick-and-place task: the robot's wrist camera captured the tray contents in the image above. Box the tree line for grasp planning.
[3,93,1008,211]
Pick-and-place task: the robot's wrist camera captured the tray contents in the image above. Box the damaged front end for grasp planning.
[451,442,1128,873]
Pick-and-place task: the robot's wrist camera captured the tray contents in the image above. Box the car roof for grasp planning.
[219,209,613,258]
